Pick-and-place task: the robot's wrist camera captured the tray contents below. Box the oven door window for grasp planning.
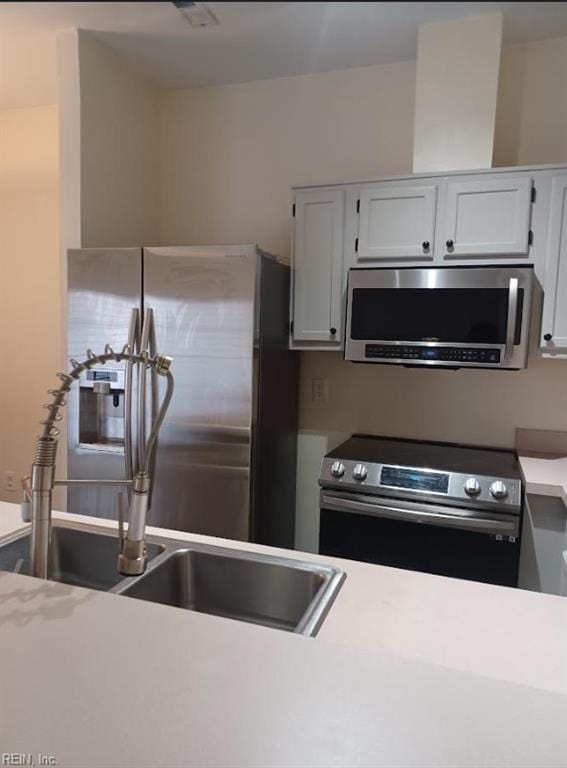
[350,288,523,344]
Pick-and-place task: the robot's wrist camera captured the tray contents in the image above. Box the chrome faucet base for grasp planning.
[118,538,147,576]
[117,472,150,574]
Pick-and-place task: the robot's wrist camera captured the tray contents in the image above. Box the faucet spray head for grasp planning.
[154,354,172,376]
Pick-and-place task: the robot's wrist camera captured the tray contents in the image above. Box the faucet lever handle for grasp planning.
[21,476,32,522]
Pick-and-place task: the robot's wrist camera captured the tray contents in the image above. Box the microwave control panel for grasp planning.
[365,345,501,364]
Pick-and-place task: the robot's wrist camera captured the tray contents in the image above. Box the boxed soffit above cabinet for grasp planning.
[413,13,504,172]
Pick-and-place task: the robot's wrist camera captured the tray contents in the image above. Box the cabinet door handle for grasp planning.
[544,333,553,341]
[446,239,454,249]
[422,241,430,250]
[330,327,337,336]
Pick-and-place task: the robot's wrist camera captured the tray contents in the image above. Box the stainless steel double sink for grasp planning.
[0,523,345,637]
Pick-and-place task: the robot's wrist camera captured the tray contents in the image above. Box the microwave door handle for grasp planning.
[504,277,519,361]
[320,491,518,536]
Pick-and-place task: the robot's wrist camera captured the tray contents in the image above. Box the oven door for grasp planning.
[319,490,521,587]
[345,266,533,369]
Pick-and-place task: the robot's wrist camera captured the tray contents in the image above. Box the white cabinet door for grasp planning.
[356,184,437,261]
[292,189,344,344]
[443,176,533,258]
[541,175,567,352]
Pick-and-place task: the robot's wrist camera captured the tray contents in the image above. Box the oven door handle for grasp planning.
[320,491,519,536]
[504,277,519,361]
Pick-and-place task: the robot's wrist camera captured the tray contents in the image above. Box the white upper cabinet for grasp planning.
[292,188,344,345]
[290,166,566,352]
[356,184,437,262]
[442,176,533,258]
[541,175,567,352]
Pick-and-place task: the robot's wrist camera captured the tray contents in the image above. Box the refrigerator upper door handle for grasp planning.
[124,308,140,489]
[148,307,159,489]
[138,308,158,472]
[149,307,158,428]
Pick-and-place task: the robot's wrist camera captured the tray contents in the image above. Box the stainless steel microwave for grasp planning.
[345,266,534,369]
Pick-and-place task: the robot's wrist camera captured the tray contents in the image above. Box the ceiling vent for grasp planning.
[173,2,219,29]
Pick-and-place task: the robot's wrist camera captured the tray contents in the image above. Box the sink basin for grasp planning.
[0,525,164,591]
[116,545,345,636]
[0,522,344,636]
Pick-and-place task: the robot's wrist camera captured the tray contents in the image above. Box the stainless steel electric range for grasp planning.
[319,435,523,587]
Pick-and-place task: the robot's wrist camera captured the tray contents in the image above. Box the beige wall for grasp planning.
[301,354,567,444]
[494,37,567,167]
[159,60,416,253]
[0,105,60,502]
[160,37,567,254]
[158,37,567,551]
[79,31,160,247]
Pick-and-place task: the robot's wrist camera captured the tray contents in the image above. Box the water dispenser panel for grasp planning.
[78,368,126,451]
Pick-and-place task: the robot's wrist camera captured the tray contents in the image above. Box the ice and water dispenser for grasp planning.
[78,368,126,450]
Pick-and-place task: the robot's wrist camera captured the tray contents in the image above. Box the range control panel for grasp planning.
[365,345,501,365]
[320,458,522,512]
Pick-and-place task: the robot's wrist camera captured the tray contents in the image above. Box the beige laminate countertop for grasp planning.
[1,501,566,767]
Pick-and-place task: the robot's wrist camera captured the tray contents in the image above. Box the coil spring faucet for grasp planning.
[29,344,174,579]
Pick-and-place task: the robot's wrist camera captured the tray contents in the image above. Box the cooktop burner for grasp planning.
[326,435,520,476]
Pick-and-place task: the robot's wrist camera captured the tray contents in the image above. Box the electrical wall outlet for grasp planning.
[311,377,329,404]
[3,470,17,492]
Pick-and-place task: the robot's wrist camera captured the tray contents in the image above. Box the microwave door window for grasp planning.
[350,288,522,344]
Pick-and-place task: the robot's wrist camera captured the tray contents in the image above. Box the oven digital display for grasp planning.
[380,466,449,494]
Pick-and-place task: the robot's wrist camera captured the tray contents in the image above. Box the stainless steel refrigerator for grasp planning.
[67,245,299,547]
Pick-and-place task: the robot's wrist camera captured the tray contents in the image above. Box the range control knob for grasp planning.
[352,463,368,481]
[330,461,345,478]
[490,480,508,499]
[464,477,481,496]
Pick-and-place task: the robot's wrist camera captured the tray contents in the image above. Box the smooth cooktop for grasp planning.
[326,435,521,479]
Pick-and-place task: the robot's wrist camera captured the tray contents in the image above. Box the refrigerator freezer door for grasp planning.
[67,248,142,519]
[68,248,143,357]
[143,245,257,538]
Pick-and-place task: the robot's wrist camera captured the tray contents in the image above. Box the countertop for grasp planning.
[1,502,566,767]
[516,429,567,508]
[518,454,567,507]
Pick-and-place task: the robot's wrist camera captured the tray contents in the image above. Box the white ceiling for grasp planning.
[1,1,566,108]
